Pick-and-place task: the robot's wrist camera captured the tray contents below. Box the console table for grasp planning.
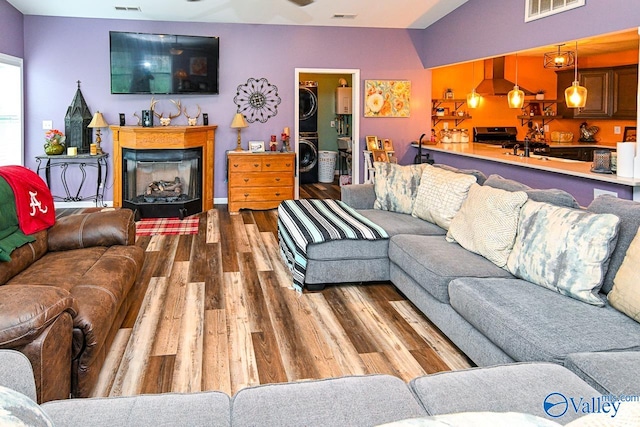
[35,153,109,206]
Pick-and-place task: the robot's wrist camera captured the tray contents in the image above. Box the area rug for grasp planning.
[135,216,199,236]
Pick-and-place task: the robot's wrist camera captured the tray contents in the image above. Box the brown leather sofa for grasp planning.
[0,209,144,403]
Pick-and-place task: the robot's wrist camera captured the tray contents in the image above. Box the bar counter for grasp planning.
[412,142,640,205]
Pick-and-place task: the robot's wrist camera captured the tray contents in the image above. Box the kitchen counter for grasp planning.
[412,142,640,205]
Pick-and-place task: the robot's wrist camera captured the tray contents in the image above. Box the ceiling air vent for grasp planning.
[114,6,142,12]
[332,13,357,19]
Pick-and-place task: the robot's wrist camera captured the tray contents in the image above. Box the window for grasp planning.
[0,53,23,166]
[525,0,585,22]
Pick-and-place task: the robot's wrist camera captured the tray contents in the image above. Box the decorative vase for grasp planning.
[45,144,65,155]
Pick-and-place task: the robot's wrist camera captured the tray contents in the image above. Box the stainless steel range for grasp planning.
[474,126,550,153]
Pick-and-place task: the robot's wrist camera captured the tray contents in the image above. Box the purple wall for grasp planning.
[418,0,640,68]
[423,149,633,206]
[0,0,23,58]
[22,16,431,202]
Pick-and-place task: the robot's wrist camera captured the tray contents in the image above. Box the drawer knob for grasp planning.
[275,192,280,196]
[275,177,281,182]
[265,163,271,167]
[286,163,291,167]
[254,163,259,168]
[233,164,239,167]
[244,193,249,198]
[244,178,249,182]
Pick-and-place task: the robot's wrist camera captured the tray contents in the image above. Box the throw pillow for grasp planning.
[587,195,640,294]
[0,385,54,426]
[608,227,640,323]
[506,200,620,306]
[446,184,528,267]
[373,163,426,214]
[412,165,477,229]
[377,412,561,426]
[484,174,580,208]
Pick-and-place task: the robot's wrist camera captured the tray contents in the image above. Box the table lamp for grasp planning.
[88,111,109,154]
[231,113,249,151]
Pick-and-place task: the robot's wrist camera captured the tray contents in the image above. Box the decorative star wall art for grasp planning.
[234,78,281,123]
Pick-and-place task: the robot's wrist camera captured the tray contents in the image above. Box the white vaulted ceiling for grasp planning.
[7,0,469,29]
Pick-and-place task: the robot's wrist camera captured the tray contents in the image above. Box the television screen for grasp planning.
[110,31,219,95]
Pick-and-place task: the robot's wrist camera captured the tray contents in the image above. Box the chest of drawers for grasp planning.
[227,151,295,212]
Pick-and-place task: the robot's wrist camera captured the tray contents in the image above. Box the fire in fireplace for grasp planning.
[122,147,202,219]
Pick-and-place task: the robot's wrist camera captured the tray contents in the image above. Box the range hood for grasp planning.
[474,56,533,96]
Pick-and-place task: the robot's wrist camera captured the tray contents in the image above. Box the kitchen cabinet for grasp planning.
[556,65,638,119]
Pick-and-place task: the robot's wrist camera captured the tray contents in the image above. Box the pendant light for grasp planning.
[543,44,575,69]
[507,54,524,109]
[564,41,587,108]
[466,61,481,109]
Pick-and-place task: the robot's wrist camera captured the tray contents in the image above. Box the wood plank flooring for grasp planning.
[60,181,473,398]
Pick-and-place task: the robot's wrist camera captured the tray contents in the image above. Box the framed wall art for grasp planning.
[364,80,411,118]
[366,135,380,151]
[249,141,265,152]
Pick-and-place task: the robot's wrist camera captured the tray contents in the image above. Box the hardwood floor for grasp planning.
[60,181,473,398]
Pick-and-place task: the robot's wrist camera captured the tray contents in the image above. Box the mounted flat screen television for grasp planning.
[110,31,219,95]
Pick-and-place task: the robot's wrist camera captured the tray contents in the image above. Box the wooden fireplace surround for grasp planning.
[110,125,216,212]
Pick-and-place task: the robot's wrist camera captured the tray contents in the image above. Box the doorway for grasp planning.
[0,53,24,166]
[294,68,360,198]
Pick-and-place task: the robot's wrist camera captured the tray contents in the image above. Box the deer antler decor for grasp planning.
[152,98,182,126]
[184,104,201,126]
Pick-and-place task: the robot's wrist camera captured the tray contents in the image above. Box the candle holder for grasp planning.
[281,133,290,152]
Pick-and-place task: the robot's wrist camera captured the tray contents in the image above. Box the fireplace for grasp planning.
[111,125,217,218]
[122,147,202,219]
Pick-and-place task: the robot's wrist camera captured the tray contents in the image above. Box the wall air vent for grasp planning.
[332,14,357,19]
[114,6,142,12]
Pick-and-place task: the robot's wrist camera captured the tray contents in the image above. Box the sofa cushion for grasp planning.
[564,351,640,396]
[587,195,640,294]
[433,163,487,185]
[507,200,619,306]
[231,375,426,427]
[306,209,444,261]
[608,226,640,322]
[373,163,426,214]
[484,174,580,208]
[446,184,528,267]
[410,363,599,423]
[8,245,145,368]
[43,391,231,426]
[389,235,513,303]
[411,165,476,229]
[448,278,640,364]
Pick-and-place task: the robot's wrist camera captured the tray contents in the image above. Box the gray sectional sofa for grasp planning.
[2,348,637,426]
[332,167,640,373]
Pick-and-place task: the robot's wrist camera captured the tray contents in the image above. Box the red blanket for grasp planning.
[0,166,55,235]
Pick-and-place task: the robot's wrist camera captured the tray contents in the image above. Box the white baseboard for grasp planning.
[214,197,229,205]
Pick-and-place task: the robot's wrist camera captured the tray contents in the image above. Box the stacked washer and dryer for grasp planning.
[299,81,319,184]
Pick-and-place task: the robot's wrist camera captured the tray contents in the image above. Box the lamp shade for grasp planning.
[88,111,109,128]
[466,89,481,109]
[565,81,588,108]
[230,113,248,129]
[507,86,525,109]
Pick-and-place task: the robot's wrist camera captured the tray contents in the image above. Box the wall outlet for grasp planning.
[330,120,335,128]
[42,120,53,130]
[614,126,621,134]
[543,124,549,133]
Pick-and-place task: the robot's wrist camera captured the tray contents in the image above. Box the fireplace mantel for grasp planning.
[111,125,216,212]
